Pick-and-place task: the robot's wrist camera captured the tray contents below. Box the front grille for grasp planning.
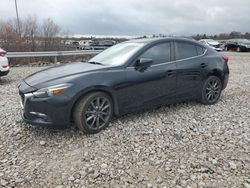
[19,91,25,106]
[21,94,24,106]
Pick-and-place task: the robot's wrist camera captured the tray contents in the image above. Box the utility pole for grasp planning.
[15,0,21,35]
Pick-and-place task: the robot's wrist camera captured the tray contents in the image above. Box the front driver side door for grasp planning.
[117,42,177,113]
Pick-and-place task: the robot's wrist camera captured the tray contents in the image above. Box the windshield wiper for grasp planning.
[88,61,103,65]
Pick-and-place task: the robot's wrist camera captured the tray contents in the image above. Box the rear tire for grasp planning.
[73,92,113,134]
[200,76,222,105]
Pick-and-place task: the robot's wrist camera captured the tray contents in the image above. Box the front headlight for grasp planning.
[33,83,72,98]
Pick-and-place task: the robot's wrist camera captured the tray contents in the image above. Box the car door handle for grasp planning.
[166,70,176,77]
[200,63,207,68]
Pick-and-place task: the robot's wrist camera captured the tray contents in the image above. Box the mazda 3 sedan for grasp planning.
[18,38,229,134]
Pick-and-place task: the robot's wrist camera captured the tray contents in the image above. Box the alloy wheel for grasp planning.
[84,96,111,130]
[205,78,221,103]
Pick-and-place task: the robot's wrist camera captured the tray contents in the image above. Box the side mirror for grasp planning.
[135,58,153,72]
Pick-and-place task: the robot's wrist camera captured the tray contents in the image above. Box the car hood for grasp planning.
[207,41,220,46]
[24,62,108,87]
[241,42,250,45]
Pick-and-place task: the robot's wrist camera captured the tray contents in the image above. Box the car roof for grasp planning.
[127,37,199,45]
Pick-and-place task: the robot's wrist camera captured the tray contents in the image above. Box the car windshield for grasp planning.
[88,42,144,66]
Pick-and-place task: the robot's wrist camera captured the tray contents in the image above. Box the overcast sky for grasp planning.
[0,0,250,36]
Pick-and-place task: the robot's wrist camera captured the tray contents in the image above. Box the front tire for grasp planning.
[200,76,222,105]
[73,92,113,134]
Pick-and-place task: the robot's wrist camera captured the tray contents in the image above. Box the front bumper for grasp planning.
[19,87,72,128]
[0,70,9,77]
[214,48,223,52]
[210,46,223,52]
[223,73,229,90]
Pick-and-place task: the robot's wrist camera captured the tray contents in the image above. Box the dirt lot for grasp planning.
[0,52,249,188]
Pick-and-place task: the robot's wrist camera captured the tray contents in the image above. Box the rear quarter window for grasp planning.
[196,45,205,56]
[176,42,205,60]
[175,42,197,60]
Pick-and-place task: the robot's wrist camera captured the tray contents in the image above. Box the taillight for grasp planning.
[0,51,7,57]
[223,55,229,63]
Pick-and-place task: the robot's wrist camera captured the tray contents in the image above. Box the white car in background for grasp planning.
[0,48,9,77]
[79,40,94,50]
[199,39,223,51]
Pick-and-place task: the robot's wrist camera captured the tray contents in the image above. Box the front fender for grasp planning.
[68,86,120,123]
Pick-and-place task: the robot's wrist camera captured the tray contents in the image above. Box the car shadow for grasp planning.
[116,100,200,119]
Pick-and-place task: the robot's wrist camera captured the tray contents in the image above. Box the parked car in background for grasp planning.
[89,40,114,50]
[79,40,94,50]
[98,40,116,47]
[0,48,9,77]
[199,39,222,51]
[18,37,229,134]
[65,40,74,46]
[90,40,100,47]
[224,39,250,52]
[72,41,80,48]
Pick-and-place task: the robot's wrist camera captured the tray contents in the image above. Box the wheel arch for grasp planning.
[69,87,119,123]
[206,69,225,86]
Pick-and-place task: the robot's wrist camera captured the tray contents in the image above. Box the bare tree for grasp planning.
[23,15,39,51]
[0,19,23,51]
[229,31,242,38]
[42,18,60,51]
[0,16,61,52]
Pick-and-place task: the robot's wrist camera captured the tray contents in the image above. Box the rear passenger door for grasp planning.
[174,41,206,99]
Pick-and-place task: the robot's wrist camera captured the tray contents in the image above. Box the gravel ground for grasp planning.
[0,52,249,188]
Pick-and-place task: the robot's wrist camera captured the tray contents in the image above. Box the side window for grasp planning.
[196,45,205,56]
[176,42,198,60]
[140,43,171,65]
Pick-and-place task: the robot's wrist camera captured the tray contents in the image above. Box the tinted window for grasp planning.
[176,42,198,60]
[196,45,205,56]
[140,43,171,65]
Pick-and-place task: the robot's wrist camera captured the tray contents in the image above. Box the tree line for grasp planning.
[193,31,250,41]
[1,15,250,52]
[0,15,61,52]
